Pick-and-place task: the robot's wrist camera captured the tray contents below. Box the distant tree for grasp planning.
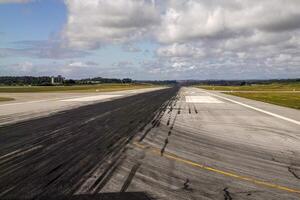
[0,76,51,85]
[240,81,246,86]
[64,79,76,85]
[122,78,132,83]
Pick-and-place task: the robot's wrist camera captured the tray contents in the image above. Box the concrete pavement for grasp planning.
[100,87,300,199]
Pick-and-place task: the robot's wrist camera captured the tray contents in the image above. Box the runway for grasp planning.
[97,87,300,199]
[0,87,163,125]
[0,86,299,199]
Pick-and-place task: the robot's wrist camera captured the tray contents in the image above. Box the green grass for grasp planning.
[196,82,300,109]
[0,83,156,93]
[225,92,300,109]
[0,97,15,102]
[197,83,300,91]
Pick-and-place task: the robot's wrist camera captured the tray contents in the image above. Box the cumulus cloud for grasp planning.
[157,43,205,58]
[63,0,160,49]
[2,0,300,79]
[157,0,300,43]
[150,0,300,79]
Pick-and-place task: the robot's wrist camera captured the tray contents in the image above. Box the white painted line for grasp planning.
[0,99,51,107]
[61,94,122,102]
[186,96,223,103]
[203,91,300,126]
[0,96,83,107]
[0,94,119,107]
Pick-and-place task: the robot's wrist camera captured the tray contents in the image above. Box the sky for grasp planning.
[0,0,300,80]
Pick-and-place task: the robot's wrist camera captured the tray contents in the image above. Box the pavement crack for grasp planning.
[183,178,190,190]
[288,166,300,179]
[160,137,169,156]
[223,187,233,200]
[46,163,64,175]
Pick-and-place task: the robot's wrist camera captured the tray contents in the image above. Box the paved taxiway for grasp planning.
[0,86,299,199]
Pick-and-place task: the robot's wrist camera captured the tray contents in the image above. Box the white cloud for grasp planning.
[157,43,205,58]
[2,0,300,79]
[157,0,300,43]
[150,0,300,79]
[18,61,33,72]
[63,0,160,49]
[68,61,88,68]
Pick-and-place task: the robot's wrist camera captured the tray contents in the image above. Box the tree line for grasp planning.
[182,79,300,86]
[0,76,133,86]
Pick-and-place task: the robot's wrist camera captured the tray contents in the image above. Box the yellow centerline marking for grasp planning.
[133,142,300,195]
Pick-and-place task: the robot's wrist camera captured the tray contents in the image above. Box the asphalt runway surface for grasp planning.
[0,87,178,199]
[0,86,300,200]
[0,87,163,125]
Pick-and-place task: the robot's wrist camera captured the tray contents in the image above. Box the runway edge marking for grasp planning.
[201,90,300,126]
[133,142,300,195]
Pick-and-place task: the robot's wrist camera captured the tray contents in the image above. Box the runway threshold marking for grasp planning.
[133,142,300,195]
[202,91,300,126]
[185,96,223,103]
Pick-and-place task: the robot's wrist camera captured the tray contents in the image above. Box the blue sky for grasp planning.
[0,0,66,42]
[0,0,300,80]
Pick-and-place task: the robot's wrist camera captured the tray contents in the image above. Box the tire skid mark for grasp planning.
[193,104,198,114]
[93,155,127,193]
[0,145,43,165]
[120,163,141,192]
[139,92,177,142]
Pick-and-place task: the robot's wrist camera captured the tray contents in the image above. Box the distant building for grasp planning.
[51,76,55,84]
[57,75,64,83]
[51,75,65,85]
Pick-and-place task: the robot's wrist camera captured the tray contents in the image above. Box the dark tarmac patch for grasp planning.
[1,192,155,200]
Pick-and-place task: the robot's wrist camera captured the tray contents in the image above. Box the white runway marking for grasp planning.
[0,99,53,107]
[186,96,223,103]
[0,96,84,106]
[61,94,122,102]
[203,91,300,126]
